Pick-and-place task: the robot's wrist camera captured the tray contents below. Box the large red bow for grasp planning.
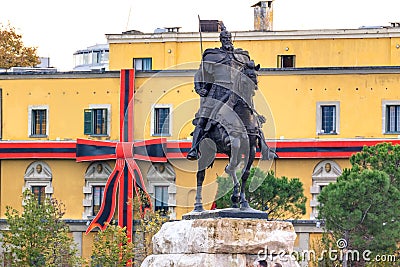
[77,69,167,241]
[76,138,166,238]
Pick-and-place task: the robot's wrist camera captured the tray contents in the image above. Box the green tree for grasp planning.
[215,167,307,219]
[135,210,169,262]
[91,223,135,267]
[318,143,400,266]
[90,200,169,266]
[0,23,40,70]
[349,142,400,189]
[0,189,82,266]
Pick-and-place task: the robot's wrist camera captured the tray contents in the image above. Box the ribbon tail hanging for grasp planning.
[86,159,125,233]
[125,158,153,217]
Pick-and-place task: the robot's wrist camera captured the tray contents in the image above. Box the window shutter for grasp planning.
[84,109,93,135]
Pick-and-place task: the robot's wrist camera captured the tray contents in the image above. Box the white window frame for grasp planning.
[154,185,169,212]
[151,104,172,136]
[277,55,296,68]
[28,105,49,138]
[382,100,400,134]
[82,162,112,219]
[310,160,342,219]
[147,163,176,219]
[133,58,152,71]
[87,104,111,137]
[316,101,340,135]
[23,161,53,198]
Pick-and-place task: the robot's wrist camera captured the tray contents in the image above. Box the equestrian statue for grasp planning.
[187,24,277,212]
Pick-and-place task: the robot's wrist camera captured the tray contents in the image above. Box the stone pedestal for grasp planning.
[141,210,299,267]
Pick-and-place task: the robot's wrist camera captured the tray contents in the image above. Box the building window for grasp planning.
[84,104,111,136]
[32,110,46,135]
[92,186,105,216]
[277,55,295,68]
[316,102,340,135]
[23,161,53,204]
[32,186,46,204]
[321,105,336,133]
[28,105,48,137]
[147,163,176,219]
[383,101,400,133]
[83,162,112,219]
[151,105,172,136]
[310,160,342,219]
[155,186,169,214]
[133,58,152,71]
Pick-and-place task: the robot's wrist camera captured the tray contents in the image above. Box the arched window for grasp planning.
[310,160,342,219]
[147,162,176,219]
[82,162,112,219]
[24,161,53,204]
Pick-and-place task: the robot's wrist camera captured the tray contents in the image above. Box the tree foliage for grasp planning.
[0,23,40,69]
[349,142,400,189]
[0,189,82,266]
[90,203,169,266]
[215,167,307,219]
[91,223,135,267]
[318,143,400,264]
[135,210,169,258]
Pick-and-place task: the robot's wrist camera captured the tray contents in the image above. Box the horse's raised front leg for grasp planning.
[194,169,205,212]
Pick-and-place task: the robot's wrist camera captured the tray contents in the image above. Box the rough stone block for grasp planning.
[152,218,296,255]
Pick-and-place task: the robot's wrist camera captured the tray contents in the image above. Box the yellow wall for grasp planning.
[3,71,397,142]
[260,72,400,139]
[2,69,399,219]
[133,74,197,140]
[0,159,116,219]
[272,158,351,219]
[0,76,120,141]
[109,33,400,70]
[82,232,96,260]
[134,71,400,141]
[237,38,392,68]
[110,41,220,71]
[172,157,351,219]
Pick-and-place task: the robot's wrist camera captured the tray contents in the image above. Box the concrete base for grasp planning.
[182,207,269,220]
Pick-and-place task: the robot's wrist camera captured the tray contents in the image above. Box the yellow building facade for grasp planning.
[2,24,400,260]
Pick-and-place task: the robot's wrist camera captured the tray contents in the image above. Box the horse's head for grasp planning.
[234,60,260,106]
[243,60,260,89]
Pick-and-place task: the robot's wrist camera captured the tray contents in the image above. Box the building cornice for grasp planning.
[2,66,400,80]
[0,71,120,80]
[106,27,400,44]
[136,66,400,78]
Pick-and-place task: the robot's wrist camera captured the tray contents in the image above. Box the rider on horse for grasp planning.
[187,25,272,161]
[187,24,254,160]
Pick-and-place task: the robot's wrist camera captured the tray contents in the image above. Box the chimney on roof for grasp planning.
[252,1,274,31]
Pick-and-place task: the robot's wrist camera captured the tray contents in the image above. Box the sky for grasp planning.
[1,0,400,71]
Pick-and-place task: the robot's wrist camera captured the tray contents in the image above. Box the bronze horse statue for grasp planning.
[193,61,276,212]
